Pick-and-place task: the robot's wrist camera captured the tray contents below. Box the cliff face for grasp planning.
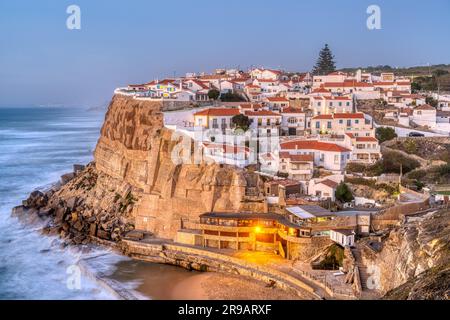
[47,95,248,240]
[361,209,450,299]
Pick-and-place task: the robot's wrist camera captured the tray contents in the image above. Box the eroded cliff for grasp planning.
[26,95,251,242]
[360,209,449,299]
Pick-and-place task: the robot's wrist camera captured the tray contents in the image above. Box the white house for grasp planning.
[265,97,290,111]
[250,68,282,80]
[311,113,373,137]
[411,104,436,128]
[280,139,351,172]
[280,107,306,136]
[253,79,280,96]
[279,152,314,181]
[308,178,339,201]
[184,79,210,92]
[312,72,348,88]
[310,96,353,115]
[193,108,241,132]
[330,229,355,247]
[345,134,381,163]
[203,142,250,168]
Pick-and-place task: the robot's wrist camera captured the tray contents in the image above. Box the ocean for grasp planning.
[0,106,196,300]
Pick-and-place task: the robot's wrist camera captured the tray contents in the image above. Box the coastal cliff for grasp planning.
[359,210,449,299]
[15,95,249,243]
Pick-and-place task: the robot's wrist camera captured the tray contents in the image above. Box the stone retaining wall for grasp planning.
[120,240,322,300]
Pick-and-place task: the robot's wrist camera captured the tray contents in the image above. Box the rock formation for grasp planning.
[14,95,251,243]
[360,209,449,299]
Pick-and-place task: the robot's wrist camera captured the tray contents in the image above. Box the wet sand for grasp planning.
[109,260,301,300]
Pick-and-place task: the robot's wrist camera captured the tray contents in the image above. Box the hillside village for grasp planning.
[105,62,450,298]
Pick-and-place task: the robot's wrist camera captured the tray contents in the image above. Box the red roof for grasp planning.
[311,87,331,94]
[414,104,435,111]
[355,137,378,142]
[257,79,277,83]
[267,97,289,102]
[333,113,365,119]
[319,179,339,188]
[245,110,281,117]
[281,107,304,114]
[187,79,209,90]
[323,81,373,88]
[280,152,314,162]
[194,108,241,117]
[281,140,351,152]
[312,114,333,120]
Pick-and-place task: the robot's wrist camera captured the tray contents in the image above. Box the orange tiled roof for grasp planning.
[194,108,241,117]
[355,137,378,142]
[245,110,281,117]
[281,140,351,152]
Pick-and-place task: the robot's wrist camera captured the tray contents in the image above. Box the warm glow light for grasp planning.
[254,226,262,233]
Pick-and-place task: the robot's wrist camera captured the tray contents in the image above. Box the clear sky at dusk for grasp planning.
[0,0,449,107]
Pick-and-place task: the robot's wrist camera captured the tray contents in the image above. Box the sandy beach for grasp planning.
[109,260,301,300]
[170,272,301,300]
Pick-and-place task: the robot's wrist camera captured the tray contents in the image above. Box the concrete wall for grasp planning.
[120,240,321,299]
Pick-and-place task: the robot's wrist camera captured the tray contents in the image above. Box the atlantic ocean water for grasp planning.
[0,106,122,299]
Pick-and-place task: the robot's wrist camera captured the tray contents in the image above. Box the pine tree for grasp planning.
[312,44,337,75]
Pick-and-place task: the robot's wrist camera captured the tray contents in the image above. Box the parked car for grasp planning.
[408,132,425,137]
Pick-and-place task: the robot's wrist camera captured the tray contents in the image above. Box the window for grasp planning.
[318,102,321,106]
[329,102,333,106]
[327,121,332,129]
[355,119,359,124]
[334,154,339,164]
[346,102,350,106]
[347,120,351,127]
[288,117,297,124]
[339,102,342,106]
[316,121,320,129]
[212,119,218,128]
[339,119,343,124]
[221,118,226,128]
[198,118,203,126]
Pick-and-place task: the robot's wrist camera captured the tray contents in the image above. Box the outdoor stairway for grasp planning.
[351,246,380,299]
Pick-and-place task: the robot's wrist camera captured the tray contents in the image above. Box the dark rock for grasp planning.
[72,235,85,245]
[26,190,48,209]
[89,223,97,236]
[60,173,75,185]
[73,221,84,232]
[62,222,70,232]
[38,208,53,217]
[66,197,78,211]
[125,230,144,240]
[54,207,66,224]
[73,164,85,173]
[11,205,27,217]
[96,229,110,240]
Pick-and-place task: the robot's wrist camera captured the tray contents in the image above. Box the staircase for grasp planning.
[351,246,380,299]
[352,248,369,290]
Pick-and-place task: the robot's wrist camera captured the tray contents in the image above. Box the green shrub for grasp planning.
[376,127,397,143]
[335,182,354,203]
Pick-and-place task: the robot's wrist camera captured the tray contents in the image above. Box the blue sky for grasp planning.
[0,0,449,107]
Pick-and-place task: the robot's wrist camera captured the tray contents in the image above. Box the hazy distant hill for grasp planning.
[340,64,450,92]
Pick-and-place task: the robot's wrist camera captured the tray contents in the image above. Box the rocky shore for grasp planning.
[12,163,136,246]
